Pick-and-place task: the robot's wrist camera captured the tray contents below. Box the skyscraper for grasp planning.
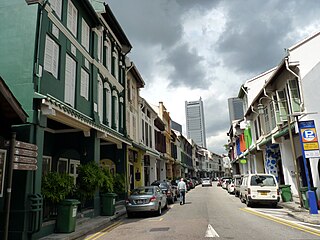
[185,98,207,148]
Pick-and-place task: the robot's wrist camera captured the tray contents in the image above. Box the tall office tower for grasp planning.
[228,97,244,124]
[185,98,207,148]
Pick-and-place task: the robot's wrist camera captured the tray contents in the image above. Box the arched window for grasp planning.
[97,75,103,122]
[105,83,112,126]
[119,97,124,133]
[112,90,119,130]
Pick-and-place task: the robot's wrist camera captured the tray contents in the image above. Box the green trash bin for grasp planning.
[101,193,117,216]
[279,185,292,202]
[299,187,318,209]
[56,199,80,233]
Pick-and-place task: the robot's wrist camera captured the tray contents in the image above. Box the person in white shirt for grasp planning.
[177,178,187,205]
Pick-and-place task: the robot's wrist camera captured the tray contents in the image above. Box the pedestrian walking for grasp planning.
[177,178,187,205]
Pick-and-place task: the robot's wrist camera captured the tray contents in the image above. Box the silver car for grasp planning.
[125,186,167,218]
[202,178,212,187]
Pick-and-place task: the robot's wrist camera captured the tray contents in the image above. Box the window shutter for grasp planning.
[81,19,89,51]
[276,90,288,122]
[50,0,62,19]
[80,68,89,100]
[287,79,301,113]
[105,85,112,126]
[44,35,59,79]
[52,42,59,78]
[65,55,76,106]
[272,95,281,125]
[67,0,77,37]
[97,33,102,62]
[98,76,103,122]
[44,36,53,73]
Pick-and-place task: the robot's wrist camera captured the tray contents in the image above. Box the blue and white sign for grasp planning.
[298,120,320,158]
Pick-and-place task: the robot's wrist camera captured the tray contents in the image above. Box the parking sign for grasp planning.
[298,120,320,158]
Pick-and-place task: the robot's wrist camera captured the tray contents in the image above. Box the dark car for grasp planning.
[151,181,177,204]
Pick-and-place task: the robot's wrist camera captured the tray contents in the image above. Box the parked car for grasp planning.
[227,179,235,194]
[239,174,280,207]
[233,175,243,197]
[151,181,177,204]
[202,178,212,187]
[221,177,232,189]
[125,186,167,218]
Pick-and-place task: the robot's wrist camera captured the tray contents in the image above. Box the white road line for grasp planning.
[205,224,220,238]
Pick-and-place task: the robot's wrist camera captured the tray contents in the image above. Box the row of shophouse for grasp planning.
[227,29,320,203]
[0,1,224,239]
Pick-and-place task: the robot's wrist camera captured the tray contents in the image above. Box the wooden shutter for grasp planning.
[44,36,53,74]
[97,76,103,122]
[276,90,288,122]
[65,54,76,106]
[287,79,301,113]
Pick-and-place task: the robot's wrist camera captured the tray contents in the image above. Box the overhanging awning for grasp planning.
[273,123,295,140]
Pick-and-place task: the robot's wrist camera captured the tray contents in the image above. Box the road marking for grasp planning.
[205,224,220,238]
[149,217,163,222]
[240,208,320,237]
[85,221,123,240]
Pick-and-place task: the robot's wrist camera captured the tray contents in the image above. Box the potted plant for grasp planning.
[100,167,117,216]
[41,172,74,219]
[76,161,104,209]
[113,173,126,199]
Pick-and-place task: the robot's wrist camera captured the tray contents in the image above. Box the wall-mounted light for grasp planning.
[257,103,264,115]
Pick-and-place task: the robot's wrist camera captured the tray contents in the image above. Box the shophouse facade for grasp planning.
[229,30,320,200]
[0,1,131,238]
[139,97,161,185]
[125,62,145,190]
[153,102,175,180]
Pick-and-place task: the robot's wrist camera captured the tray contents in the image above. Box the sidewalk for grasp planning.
[278,195,320,224]
[39,202,127,240]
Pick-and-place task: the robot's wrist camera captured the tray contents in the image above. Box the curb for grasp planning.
[40,206,127,240]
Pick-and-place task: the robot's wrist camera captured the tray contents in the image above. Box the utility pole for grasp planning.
[287,116,303,207]
[3,132,16,240]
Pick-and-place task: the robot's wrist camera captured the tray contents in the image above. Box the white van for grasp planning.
[239,174,280,207]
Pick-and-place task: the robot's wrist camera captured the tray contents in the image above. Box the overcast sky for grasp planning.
[106,0,320,155]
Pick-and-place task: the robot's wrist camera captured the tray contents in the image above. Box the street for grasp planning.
[82,184,320,240]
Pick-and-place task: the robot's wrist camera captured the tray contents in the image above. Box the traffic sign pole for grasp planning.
[298,119,318,214]
[3,132,16,240]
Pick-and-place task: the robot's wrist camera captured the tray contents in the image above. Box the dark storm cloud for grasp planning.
[106,0,183,46]
[216,0,320,74]
[204,99,229,137]
[106,0,219,89]
[165,44,209,89]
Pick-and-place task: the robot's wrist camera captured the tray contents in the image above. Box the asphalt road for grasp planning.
[84,184,320,240]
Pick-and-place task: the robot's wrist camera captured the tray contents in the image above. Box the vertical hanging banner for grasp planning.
[298,120,320,158]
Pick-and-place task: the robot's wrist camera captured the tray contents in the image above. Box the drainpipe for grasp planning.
[285,57,305,112]
[285,57,304,207]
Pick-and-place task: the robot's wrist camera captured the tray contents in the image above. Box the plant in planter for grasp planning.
[41,172,74,219]
[100,167,117,216]
[113,173,126,199]
[100,167,114,194]
[76,161,104,208]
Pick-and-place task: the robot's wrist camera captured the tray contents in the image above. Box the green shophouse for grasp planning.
[0,0,132,239]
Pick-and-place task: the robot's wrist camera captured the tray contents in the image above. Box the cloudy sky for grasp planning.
[106,0,320,154]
